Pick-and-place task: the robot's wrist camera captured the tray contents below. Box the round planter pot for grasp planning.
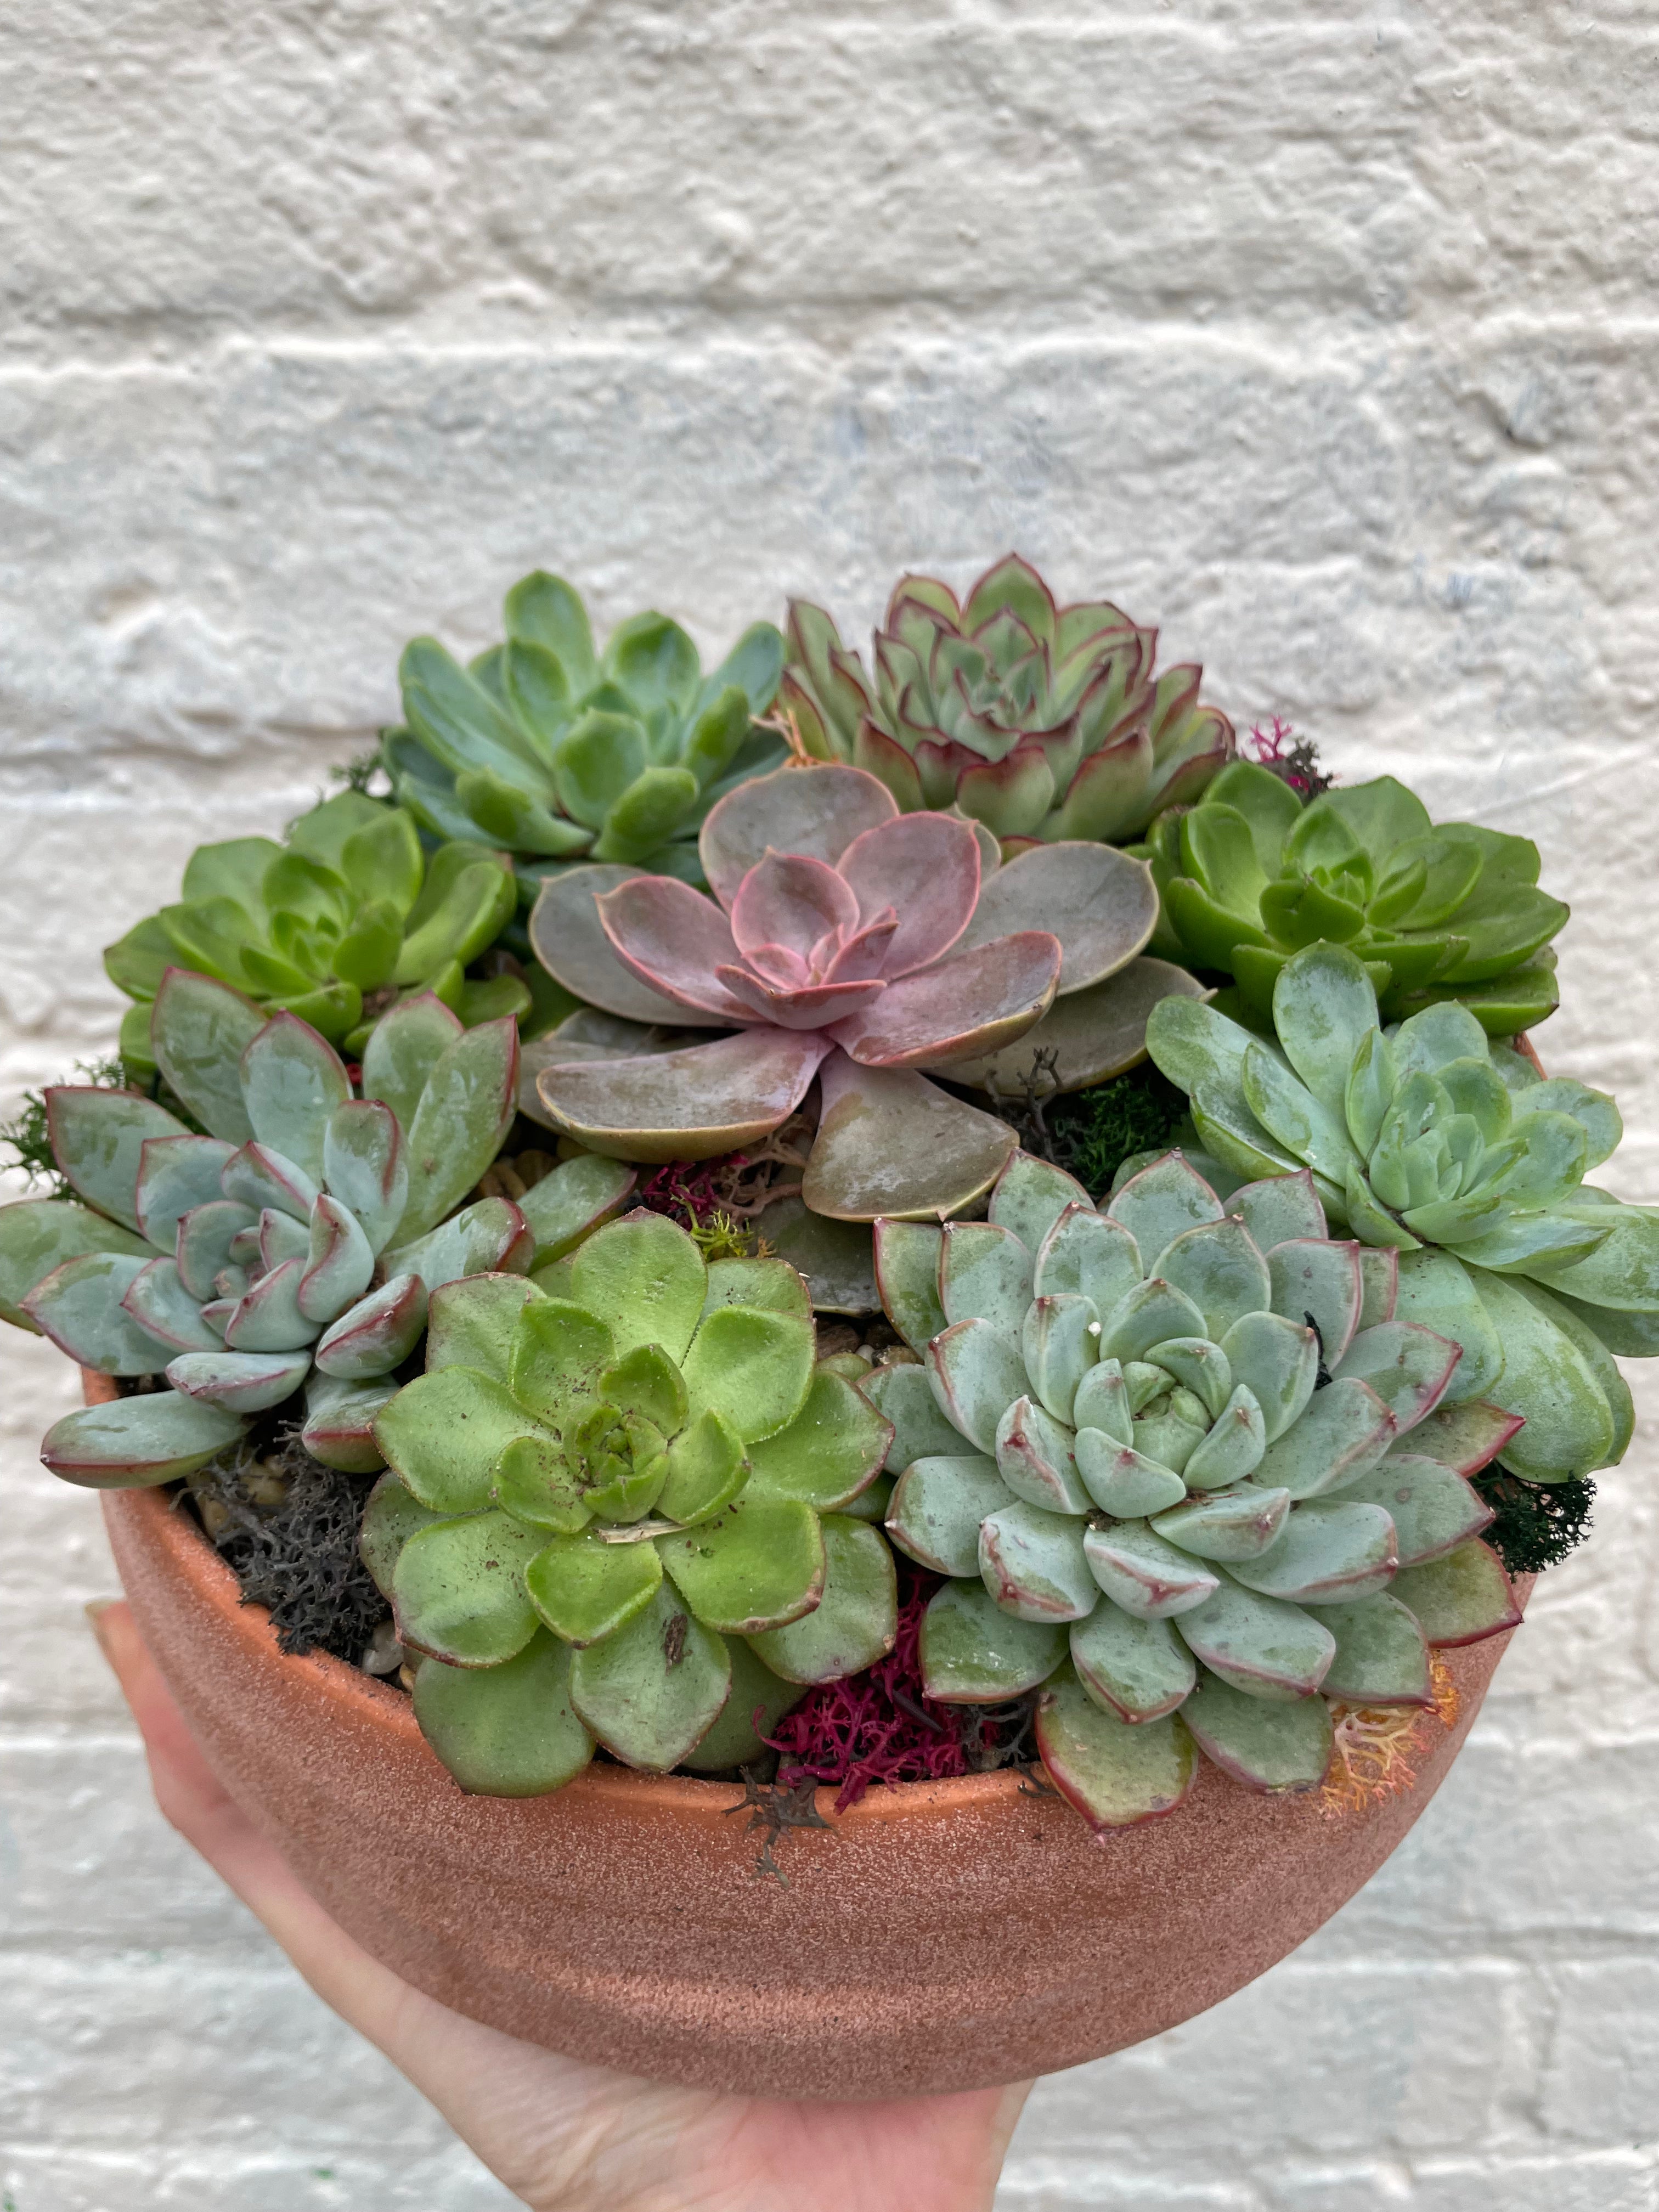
[99,1412,1527,2101]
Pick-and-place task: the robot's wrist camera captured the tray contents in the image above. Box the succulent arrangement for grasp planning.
[869,1146,1521,1829]
[1134,764,1568,1034]
[104,792,524,1066]
[2,554,1646,1841]
[782,555,1234,849]
[386,569,788,890]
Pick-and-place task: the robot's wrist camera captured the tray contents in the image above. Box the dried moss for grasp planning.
[189,1428,390,1661]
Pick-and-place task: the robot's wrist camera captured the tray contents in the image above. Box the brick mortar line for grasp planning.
[2,315,1659,387]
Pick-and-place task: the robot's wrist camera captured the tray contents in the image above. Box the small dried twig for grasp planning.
[986,1048,1062,1163]
[724,1763,833,1885]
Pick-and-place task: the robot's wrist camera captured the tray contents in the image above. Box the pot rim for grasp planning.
[84,1368,1043,1826]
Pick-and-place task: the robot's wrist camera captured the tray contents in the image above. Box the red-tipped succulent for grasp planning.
[782,555,1235,849]
[529,763,1205,1220]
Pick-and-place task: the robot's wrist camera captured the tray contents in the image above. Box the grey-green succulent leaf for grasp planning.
[12,995,526,1489]
[1146,940,1652,1480]
[388,573,787,889]
[785,556,1233,850]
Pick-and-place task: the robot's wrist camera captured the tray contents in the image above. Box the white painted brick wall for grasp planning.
[2,2,1656,2203]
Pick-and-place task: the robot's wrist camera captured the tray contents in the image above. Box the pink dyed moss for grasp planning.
[765,1564,1017,1812]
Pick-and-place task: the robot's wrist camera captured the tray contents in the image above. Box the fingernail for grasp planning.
[84,1598,117,1652]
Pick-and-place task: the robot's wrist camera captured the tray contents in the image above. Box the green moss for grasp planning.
[684,1207,764,1262]
[1044,1064,1190,1201]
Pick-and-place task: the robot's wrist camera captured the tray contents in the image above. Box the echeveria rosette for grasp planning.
[1134,764,1568,1035]
[866,1147,1523,1835]
[782,555,1234,851]
[526,760,1195,1221]
[1144,941,1652,1483]
[104,792,524,1069]
[360,1211,899,1794]
[386,569,788,893]
[0,969,637,1488]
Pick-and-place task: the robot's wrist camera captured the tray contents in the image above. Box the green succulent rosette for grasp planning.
[1142,941,1655,1481]
[363,1211,899,1795]
[385,570,788,895]
[104,793,524,1069]
[869,1147,1523,1835]
[782,555,1234,851]
[1133,764,1568,1034]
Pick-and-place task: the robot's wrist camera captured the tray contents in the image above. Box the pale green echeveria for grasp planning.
[1144,941,1648,1481]
[782,555,1233,851]
[362,1210,898,1792]
[385,569,788,898]
[3,971,635,1488]
[869,1146,1525,1836]
[104,793,523,1070]
[1133,765,1568,1035]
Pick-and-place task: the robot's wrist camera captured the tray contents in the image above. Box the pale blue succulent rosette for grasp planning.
[868,1146,1527,1833]
[1141,940,1656,1484]
[0,971,634,1486]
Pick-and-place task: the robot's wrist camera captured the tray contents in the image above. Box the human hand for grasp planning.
[89,1600,1032,2212]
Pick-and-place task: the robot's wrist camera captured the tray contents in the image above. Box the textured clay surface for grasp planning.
[103,1468,1518,2102]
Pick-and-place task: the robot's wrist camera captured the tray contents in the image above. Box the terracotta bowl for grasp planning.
[94,1364,1526,2101]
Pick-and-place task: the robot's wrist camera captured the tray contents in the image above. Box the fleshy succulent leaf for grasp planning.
[397,1018,518,1242]
[887,1453,1018,1576]
[525,1530,664,1646]
[40,1390,245,1488]
[393,1510,544,1666]
[1172,1576,1336,1697]
[680,1303,815,1445]
[861,1363,967,1471]
[988,1150,1092,1257]
[1388,1538,1521,1645]
[1035,1664,1199,1831]
[1178,1669,1334,1790]
[743,1368,891,1511]
[45,1088,189,1235]
[0,1201,153,1332]
[239,1013,351,1184]
[805,1056,1017,1222]
[919,1579,1069,1702]
[568,1583,732,1770]
[1082,1519,1220,1620]
[747,1514,897,1683]
[1226,1499,1399,1604]
[150,970,267,1142]
[413,1635,595,1797]
[24,1252,167,1374]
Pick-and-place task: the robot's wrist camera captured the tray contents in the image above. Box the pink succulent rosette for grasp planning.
[528,764,1204,1220]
